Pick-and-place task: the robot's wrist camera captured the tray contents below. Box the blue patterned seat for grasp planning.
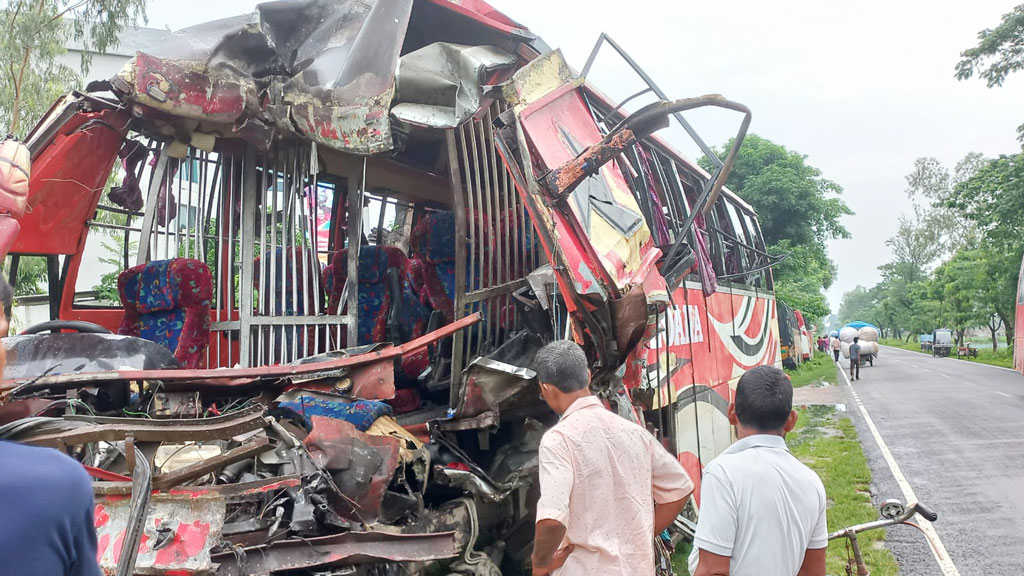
[117,258,212,368]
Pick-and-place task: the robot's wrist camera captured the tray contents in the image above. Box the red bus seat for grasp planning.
[326,245,430,379]
[117,258,212,369]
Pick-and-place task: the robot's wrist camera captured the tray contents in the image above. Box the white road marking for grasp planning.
[995,391,1012,398]
[837,362,962,576]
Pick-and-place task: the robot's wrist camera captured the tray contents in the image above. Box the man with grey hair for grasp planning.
[531,340,693,576]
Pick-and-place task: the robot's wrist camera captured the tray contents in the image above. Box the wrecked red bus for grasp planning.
[0,1,780,574]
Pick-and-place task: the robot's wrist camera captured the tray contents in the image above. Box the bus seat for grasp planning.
[253,246,324,363]
[327,246,430,379]
[409,210,496,328]
[408,211,457,322]
[117,258,212,369]
[254,246,322,316]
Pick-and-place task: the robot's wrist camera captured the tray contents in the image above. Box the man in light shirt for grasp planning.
[689,365,828,576]
[531,340,693,576]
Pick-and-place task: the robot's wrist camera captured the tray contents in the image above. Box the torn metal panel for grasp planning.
[151,438,270,491]
[392,43,518,129]
[303,415,400,522]
[211,530,458,576]
[349,358,396,400]
[112,0,413,155]
[502,49,577,110]
[454,357,536,419]
[1,313,482,393]
[2,334,180,381]
[95,493,224,575]
[11,405,267,449]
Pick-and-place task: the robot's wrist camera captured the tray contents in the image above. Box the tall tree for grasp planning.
[955,3,1024,142]
[703,134,852,322]
[904,154,984,252]
[949,153,1024,344]
[1,0,147,137]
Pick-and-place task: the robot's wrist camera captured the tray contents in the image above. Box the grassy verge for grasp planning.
[880,338,1014,369]
[786,352,840,388]
[790,406,898,576]
[672,406,897,576]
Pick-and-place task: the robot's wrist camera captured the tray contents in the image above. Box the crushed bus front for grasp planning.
[0,2,778,574]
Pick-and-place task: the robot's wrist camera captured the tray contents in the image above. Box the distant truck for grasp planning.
[932,328,954,357]
[919,334,933,352]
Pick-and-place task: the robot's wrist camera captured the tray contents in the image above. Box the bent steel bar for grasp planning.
[543,96,752,214]
[115,443,151,576]
[211,530,459,575]
[2,313,481,391]
[17,405,267,449]
[581,32,722,169]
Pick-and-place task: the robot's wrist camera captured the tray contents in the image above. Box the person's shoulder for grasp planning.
[784,453,827,490]
[0,442,92,494]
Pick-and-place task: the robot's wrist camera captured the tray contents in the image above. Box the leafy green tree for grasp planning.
[1,0,147,137]
[770,240,832,321]
[838,285,876,325]
[930,250,988,346]
[949,153,1024,344]
[2,255,48,295]
[702,134,852,322]
[904,154,984,251]
[955,4,1024,142]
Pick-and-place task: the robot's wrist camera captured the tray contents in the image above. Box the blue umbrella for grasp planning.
[829,329,839,338]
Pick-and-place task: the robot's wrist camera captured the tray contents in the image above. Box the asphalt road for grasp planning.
[839,345,1024,576]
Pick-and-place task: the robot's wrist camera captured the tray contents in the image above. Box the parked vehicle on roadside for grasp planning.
[919,334,933,352]
[933,328,954,357]
[779,301,802,370]
[828,498,939,576]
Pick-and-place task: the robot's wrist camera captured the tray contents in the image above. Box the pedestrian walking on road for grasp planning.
[850,337,861,381]
[688,365,828,576]
[531,340,693,576]
[831,337,840,363]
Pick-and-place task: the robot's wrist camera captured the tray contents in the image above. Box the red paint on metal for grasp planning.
[96,533,110,564]
[133,53,246,122]
[166,489,211,498]
[304,416,400,521]
[13,108,128,256]
[3,313,480,389]
[85,465,132,483]
[94,504,110,528]
[111,527,126,565]
[425,0,528,36]
[153,520,212,566]
[137,532,151,555]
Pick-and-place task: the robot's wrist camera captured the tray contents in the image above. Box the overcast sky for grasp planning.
[143,0,1024,312]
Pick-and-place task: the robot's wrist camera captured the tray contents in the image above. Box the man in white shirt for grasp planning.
[689,365,828,576]
[531,340,694,576]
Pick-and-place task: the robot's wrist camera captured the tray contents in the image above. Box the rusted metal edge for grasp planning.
[3,313,481,391]
[18,407,267,449]
[211,530,460,576]
[94,474,302,498]
[151,437,270,491]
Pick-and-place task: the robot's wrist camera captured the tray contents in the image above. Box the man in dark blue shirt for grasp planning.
[0,441,101,576]
[0,275,99,576]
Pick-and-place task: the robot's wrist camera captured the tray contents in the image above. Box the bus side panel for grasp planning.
[1016,254,1024,374]
[665,285,780,504]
